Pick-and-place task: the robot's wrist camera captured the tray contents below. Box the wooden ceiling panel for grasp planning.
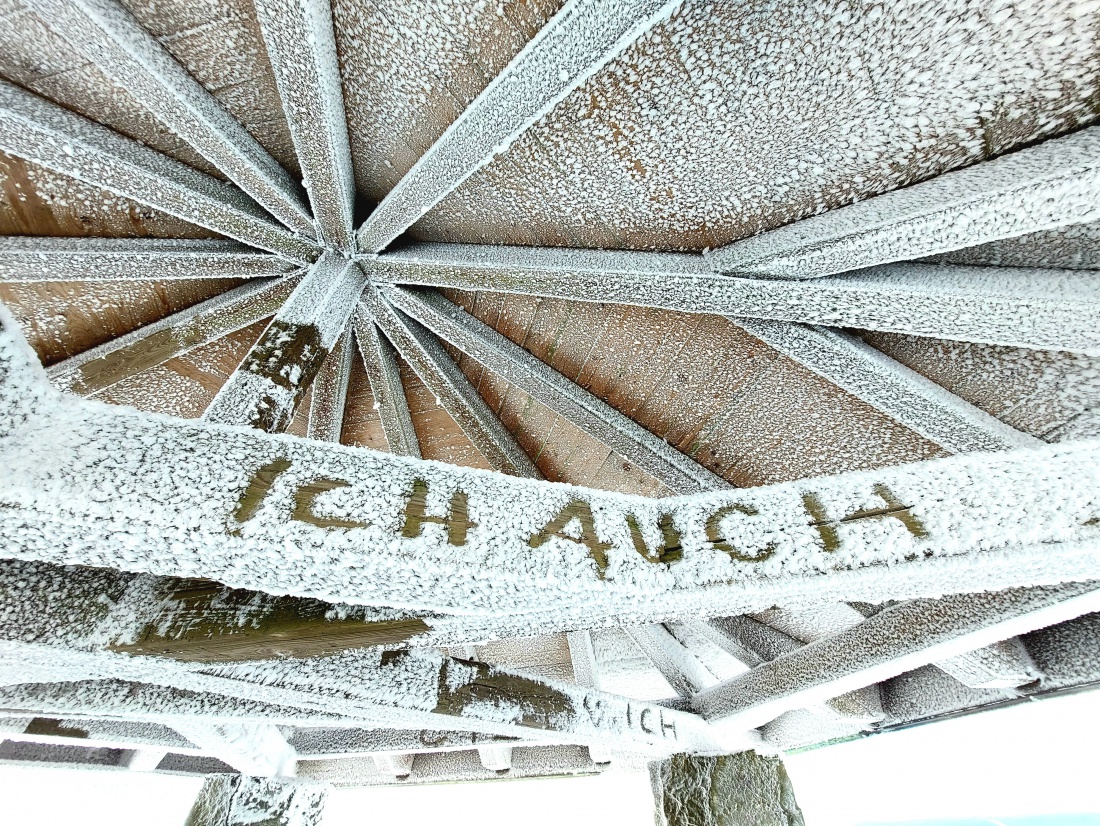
[412,0,1100,250]
[341,344,389,452]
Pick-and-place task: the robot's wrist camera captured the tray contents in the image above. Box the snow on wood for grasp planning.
[0,80,318,263]
[693,583,1100,731]
[253,0,356,250]
[386,286,728,493]
[566,630,611,762]
[732,319,1039,453]
[355,0,683,253]
[289,727,528,760]
[186,775,329,826]
[204,253,365,432]
[367,245,1100,354]
[25,0,316,239]
[350,308,420,457]
[120,749,168,771]
[0,238,298,283]
[922,221,1100,271]
[364,286,539,476]
[48,276,299,396]
[373,753,414,777]
[624,625,718,698]
[707,126,1100,279]
[306,332,353,443]
[172,720,298,776]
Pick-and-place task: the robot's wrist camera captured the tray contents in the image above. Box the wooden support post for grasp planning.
[185,775,328,826]
[650,752,805,826]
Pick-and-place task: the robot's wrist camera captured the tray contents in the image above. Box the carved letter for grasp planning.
[528,499,613,577]
[626,512,683,564]
[402,479,476,546]
[231,457,291,533]
[804,484,928,552]
[292,478,369,530]
[639,707,655,734]
[705,504,776,562]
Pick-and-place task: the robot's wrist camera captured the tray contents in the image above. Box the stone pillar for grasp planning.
[185,775,329,826]
[649,751,805,826]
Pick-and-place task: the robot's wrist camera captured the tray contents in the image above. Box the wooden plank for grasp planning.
[350,309,420,457]
[337,348,389,452]
[624,625,717,698]
[368,246,1100,353]
[204,254,365,432]
[172,720,297,776]
[709,127,1100,278]
[0,237,297,282]
[253,0,355,248]
[48,276,297,395]
[26,0,316,238]
[355,0,683,252]
[306,332,353,443]
[0,80,318,262]
[387,286,727,493]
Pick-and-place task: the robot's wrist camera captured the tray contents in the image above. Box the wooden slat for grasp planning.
[624,625,717,699]
[306,332,353,443]
[0,237,297,282]
[47,276,297,396]
[355,0,683,252]
[386,286,727,493]
[350,308,420,457]
[254,0,355,248]
[922,221,1100,271]
[368,246,1100,354]
[26,0,316,238]
[171,719,297,776]
[204,253,365,432]
[0,80,318,262]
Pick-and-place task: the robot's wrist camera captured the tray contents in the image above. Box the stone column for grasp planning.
[185,775,329,826]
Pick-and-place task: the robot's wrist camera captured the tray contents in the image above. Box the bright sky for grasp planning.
[1,690,1098,826]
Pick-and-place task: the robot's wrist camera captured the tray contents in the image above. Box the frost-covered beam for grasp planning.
[27,0,316,238]
[0,238,298,283]
[48,276,298,396]
[567,631,611,763]
[693,583,1100,731]
[733,320,1039,453]
[205,253,365,432]
[0,716,197,757]
[185,775,329,826]
[355,0,682,252]
[350,309,420,457]
[365,287,539,476]
[366,246,1100,354]
[0,81,318,262]
[172,721,298,777]
[625,625,718,699]
[707,127,1100,278]
[306,333,353,443]
[386,286,727,493]
[289,727,527,760]
[253,0,355,249]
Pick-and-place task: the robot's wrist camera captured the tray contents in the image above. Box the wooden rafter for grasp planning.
[350,309,421,457]
[385,286,728,493]
[253,0,356,249]
[306,332,353,443]
[0,81,318,263]
[366,245,1100,353]
[707,126,1100,278]
[355,0,683,252]
[25,0,316,238]
[624,625,718,698]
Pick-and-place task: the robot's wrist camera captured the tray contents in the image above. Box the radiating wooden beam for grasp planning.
[48,275,299,396]
[0,238,298,283]
[350,308,420,457]
[172,720,298,777]
[355,0,683,252]
[204,253,365,432]
[707,126,1100,279]
[185,775,329,826]
[366,245,1100,354]
[253,0,355,249]
[306,333,353,443]
[0,82,318,262]
[693,583,1100,731]
[26,0,316,238]
[625,625,718,699]
[364,286,539,476]
[386,286,728,493]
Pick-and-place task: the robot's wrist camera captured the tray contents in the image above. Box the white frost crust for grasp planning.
[2,309,1100,623]
[732,319,1040,453]
[922,220,1100,271]
[385,286,727,493]
[0,237,299,282]
[0,80,318,263]
[306,332,354,443]
[26,0,317,238]
[254,0,356,250]
[623,625,718,697]
[355,0,683,252]
[367,245,1100,353]
[171,720,298,776]
[350,309,421,458]
[707,126,1100,279]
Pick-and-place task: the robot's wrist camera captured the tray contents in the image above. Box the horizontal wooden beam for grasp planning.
[693,583,1100,731]
[0,238,298,283]
[365,246,1100,354]
[350,310,421,457]
[48,276,298,396]
[386,286,728,493]
[0,80,318,262]
[707,126,1100,278]
[355,0,682,252]
[204,253,365,432]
